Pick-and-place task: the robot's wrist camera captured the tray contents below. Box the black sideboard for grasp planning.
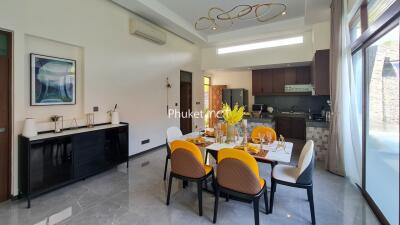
[19,123,129,208]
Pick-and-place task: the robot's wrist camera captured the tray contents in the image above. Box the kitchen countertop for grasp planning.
[245,112,329,128]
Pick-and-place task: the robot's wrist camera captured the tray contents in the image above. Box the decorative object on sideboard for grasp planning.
[195,3,287,31]
[109,104,120,125]
[70,118,78,130]
[267,106,274,114]
[86,113,95,128]
[30,54,76,106]
[50,115,64,133]
[22,118,37,138]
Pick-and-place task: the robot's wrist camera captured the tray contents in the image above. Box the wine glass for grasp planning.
[258,132,266,150]
[266,132,272,145]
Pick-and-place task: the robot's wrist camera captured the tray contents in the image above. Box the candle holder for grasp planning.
[50,115,64,133]
[86,113,95,128]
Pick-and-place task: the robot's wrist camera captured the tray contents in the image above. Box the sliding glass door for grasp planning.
[365,24,399,225]
[349,1,399,224]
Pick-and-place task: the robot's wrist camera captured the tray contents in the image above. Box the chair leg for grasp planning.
[183,180,188,189]
[211,172,216,193]
[197,181,203,216]
[225,194,229,202]
[213,187,220,223]
[253,197,260,225]
[270,179,276,213]
[163,156,169,181]
[307,186,316,225]
[166,174,173,205]
[263,188,269,214]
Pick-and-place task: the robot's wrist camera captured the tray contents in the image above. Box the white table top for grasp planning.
[178,132,293,164]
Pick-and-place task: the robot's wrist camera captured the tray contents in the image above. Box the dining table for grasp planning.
[179,131,294,166]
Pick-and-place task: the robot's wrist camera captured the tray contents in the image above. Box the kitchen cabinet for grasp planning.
[311,49,330,95]
[272,69,285,93]
[19,124,129,208]
[275,116,306,140]
[252,66,311,96]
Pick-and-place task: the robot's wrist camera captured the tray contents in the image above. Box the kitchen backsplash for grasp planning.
[254,95,330,113]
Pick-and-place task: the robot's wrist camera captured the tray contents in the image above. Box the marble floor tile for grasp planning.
[0,146,381,225]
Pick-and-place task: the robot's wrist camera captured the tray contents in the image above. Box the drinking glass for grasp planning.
[258,132,265,150]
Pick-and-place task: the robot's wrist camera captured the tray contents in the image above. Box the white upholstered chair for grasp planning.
[270,140,316,224]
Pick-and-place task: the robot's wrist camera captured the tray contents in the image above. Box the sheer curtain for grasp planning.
[327,0,362,184]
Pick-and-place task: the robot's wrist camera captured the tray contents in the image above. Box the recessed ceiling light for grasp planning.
[217,36,304,54]
[282,11,286,15]
[212,26,217,30]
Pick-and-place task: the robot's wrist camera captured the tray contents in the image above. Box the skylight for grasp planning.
[217,36,304,54]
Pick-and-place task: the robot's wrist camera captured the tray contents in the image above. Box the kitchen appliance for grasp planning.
[252,104,266,112]
[222,88,249,111]
[284,84,313,93]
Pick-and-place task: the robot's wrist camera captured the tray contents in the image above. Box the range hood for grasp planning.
[284,84,314,93]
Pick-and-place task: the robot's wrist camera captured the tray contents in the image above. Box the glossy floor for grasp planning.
[0,145,380,225]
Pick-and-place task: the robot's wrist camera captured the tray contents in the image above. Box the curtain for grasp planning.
[327,0,362,184]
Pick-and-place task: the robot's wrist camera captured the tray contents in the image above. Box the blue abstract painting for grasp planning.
[31,54,76,105]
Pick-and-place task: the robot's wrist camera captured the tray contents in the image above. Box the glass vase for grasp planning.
[226,124,236,143]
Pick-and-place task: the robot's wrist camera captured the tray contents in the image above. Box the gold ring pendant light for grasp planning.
[195,3,287,31]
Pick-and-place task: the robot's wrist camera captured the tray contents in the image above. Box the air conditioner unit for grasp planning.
[129,18,166,45]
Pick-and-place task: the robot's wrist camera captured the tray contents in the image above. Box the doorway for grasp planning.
[0,30,12,202]
[180,71,192,134]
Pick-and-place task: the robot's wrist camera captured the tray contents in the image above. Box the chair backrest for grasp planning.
[217,148,263,195]
[296,140,315,184]
[167,126,183,142]
[251,126,277,141]
[170,140,205,178]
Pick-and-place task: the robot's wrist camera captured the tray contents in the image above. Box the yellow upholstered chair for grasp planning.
[213,148,268,225]
[166,140,214,216]
[251,126,277,143]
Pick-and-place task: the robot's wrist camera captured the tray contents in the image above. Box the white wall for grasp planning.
[207,70,254,109]
[0,0,203,195]
[201,21,330,70]
[201,31,314,70]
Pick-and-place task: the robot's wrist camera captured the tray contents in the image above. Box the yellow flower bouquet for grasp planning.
[221,103,245,142]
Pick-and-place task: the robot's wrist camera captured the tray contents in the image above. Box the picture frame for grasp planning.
[30,53,76,106]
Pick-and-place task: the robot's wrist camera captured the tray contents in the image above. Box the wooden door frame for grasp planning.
[179,70,193,134]
[0,29,12,201]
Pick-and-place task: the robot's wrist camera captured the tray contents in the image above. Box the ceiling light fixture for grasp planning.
[217,36,303,54]
[195,3,287,31]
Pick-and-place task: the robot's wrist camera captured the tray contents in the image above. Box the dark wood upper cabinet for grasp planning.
[295,66,311,84]
[284,68,297,85]
[272,69,285,93]
[252,66,311,96]
[261,69,273,94]
[311,49,330,95]
[252,70,263,96]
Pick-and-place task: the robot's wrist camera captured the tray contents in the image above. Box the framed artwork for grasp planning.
[30,54,76,106]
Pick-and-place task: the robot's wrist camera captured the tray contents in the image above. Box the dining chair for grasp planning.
[164,126,183,180]
[213,148,268,225]
[166,140,215,216]
[270,140,316,224]
[251,126,277,142]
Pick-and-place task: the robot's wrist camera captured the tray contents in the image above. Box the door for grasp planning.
[0,30,11,202]
[364,24,399,225]
[209,85,226,128]
[180,71,192,134]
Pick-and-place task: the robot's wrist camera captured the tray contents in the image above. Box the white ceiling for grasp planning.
[111,0,330,45]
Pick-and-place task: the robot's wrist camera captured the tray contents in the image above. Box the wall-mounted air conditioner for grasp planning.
[129,18,166,45]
